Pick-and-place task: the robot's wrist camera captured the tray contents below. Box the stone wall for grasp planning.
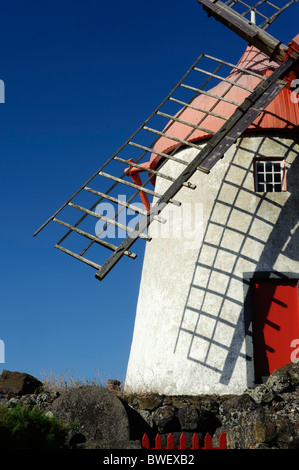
[124,360,299,449]
[0,361,299,449]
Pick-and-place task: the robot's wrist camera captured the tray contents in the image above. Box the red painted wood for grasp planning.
[251,279,299,379]
[179,433,187,449]
[142,433,149,449]
[125,158,151,211]
[154,433,162,449]
[167,433,174,449]
[148,46,299,171]
[141,432,227,449]
[203,433,213,449]
[218,432,227,449]
[191,433,200,449]
[128,172,151,212]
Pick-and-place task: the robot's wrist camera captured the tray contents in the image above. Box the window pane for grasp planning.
[255,159,284,193]
[273,163,281,172]
[273,184,282,192]
[256,162,264,172]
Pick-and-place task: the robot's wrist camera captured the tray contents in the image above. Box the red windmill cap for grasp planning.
[149,45,299,171]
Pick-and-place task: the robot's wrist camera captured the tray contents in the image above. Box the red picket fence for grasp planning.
[142,432,227,450]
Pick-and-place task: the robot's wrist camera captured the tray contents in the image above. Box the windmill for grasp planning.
[34,1,299,395]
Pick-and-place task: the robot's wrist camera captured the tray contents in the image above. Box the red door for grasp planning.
[250,279,299,381]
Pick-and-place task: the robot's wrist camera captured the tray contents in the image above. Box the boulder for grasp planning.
[218,398,299,449]
[106,380,121,393]
[0,370,42,396]
[177,405,219,435]
[217,407,277,449]
[49,386,130,445]
[177,405,199,431]
[266,361,299,393]
[246,384,276,404]
[152,405,180,433]
[75,439,142,449]
[137,395,163,411]
[287,361,299,387]
[219,393,257,427]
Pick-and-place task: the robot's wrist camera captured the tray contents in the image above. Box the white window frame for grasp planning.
[254,158,286,193]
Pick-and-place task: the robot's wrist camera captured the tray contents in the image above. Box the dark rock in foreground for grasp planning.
[0,361,298,449]
[0,370,42,396]
[48,385,131,447]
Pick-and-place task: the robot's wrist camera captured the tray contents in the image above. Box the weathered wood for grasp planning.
[143,126,206,151]
[95,53,298,281]
[53,218,137,259]
[198,0,287,61]
[194,66,254,92]
[169,96,229,120]
[180,83,241,106]
[55,244,102,270]
[33,53,205,238]
[114,156,196,190]
[129,141,193,165]
[68,201,152,241]
[259,0,297,30]
[203,53,265,79]
[199,56,295,170]
[99,171,181,206]
[197,166,210,174]
[157,110,216,135]
[84,185,167,223]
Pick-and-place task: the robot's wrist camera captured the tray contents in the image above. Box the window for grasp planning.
[254,159,285,193]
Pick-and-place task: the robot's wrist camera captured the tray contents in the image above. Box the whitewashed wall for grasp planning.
[125,133,299,395]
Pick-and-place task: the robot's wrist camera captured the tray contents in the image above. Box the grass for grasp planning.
[40,369,124,396]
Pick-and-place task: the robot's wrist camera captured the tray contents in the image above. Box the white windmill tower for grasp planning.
[34,0,299,395]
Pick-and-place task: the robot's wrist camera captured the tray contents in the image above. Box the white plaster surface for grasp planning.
[125,134,299,395]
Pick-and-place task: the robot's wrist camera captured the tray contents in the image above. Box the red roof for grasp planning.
[149,46,299,170]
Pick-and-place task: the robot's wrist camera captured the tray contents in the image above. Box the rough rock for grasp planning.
[177,405,199,431]
[218,404,299,449]
[152,405,180,433]
[219,393,257,427]
[49,386,130,445]
[0,370,42,396]
[75,439,142,449]
[216,407,276,449]
[266,371,293,394]
[1,361,299,449]
[266,362,299,392]
[137,395,163,411]
[106,380,121,393]
[246,384,276,404]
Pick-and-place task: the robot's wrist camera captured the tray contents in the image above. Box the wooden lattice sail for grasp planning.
[34,0,299,282]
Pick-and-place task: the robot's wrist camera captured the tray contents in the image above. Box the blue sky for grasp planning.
[0,0,298,385]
